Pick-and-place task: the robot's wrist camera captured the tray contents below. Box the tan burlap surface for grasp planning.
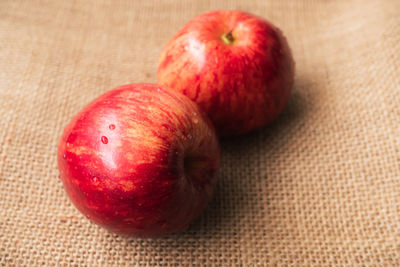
[1,0,399,265]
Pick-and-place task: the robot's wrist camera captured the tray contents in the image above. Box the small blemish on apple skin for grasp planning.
[101,136,108,144]
[109,124,115,130]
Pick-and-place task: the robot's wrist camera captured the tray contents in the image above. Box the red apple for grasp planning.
[157,10,295,136]
[57,83,220,237]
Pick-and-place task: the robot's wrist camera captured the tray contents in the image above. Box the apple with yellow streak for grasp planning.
[58,83,220,237]
[158,10,295,136]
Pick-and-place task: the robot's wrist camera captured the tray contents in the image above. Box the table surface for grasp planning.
[1,0,399,265]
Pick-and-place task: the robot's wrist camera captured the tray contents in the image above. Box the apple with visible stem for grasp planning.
[57,84,220,237]
[157,10,295,136]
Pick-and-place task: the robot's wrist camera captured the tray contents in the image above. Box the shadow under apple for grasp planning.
[182,79,311,239]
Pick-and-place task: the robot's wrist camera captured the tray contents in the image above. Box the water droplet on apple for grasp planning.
[109,124,115,130]
[66,142,71,147]
[63,154,66,159]
[91,177,98,183]
[157,87,161,92]
[101,136,108,144]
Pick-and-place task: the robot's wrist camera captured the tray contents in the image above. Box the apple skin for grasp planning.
[157,10,295,136]
[57,84,220,237]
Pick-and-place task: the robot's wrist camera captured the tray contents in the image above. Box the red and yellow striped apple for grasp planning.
[157,10,295,136]
[57,84,220,237]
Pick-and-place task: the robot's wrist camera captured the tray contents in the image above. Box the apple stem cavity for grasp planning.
[183,155,205,182]
[221,30,235,45]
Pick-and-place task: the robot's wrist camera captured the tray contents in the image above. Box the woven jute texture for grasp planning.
[1,0,399,265]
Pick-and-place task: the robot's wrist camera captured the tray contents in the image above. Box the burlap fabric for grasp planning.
[1,0,399,265]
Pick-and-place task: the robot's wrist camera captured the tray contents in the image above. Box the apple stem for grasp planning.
[221,30,235,45]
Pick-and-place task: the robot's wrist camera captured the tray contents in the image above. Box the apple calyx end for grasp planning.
[221,31,235,45]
